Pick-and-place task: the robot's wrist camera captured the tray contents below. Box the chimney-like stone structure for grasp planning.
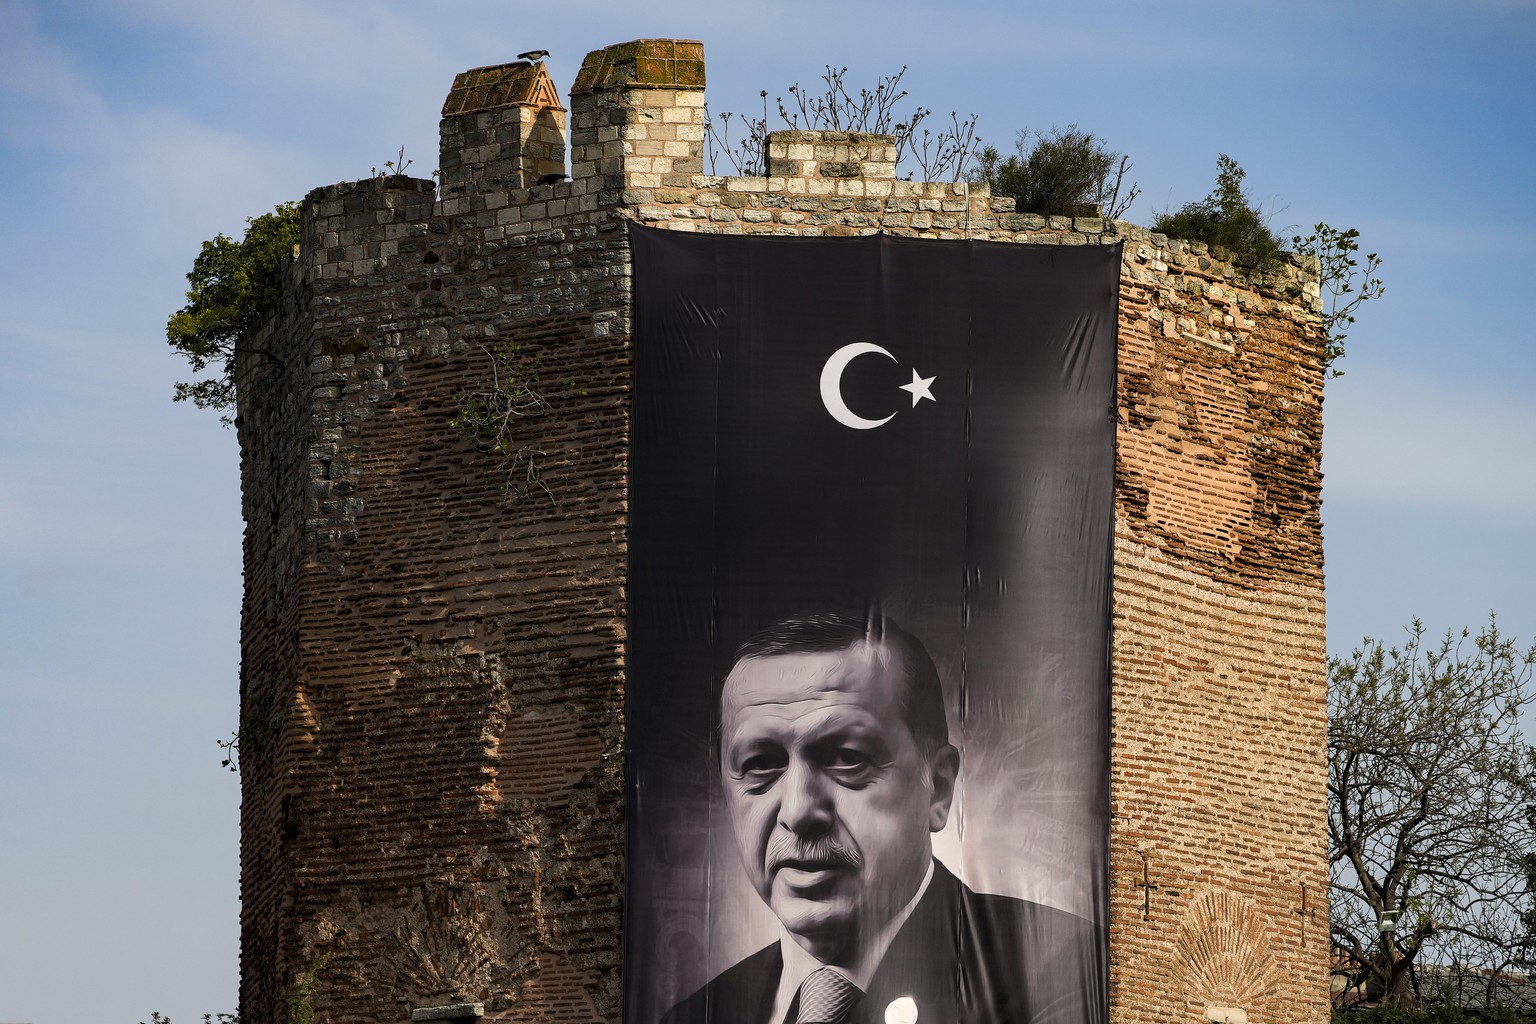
[439,60,567,198]
[569,38,705,193]
[235,37,1330,1024]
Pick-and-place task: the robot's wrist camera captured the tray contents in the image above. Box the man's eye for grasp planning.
[736,754,786,787]
[824,748,878,784]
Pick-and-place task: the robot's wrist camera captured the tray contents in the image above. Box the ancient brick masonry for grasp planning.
[236,38,1328,1024]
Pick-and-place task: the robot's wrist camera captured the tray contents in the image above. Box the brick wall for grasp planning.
[235,38,1327,1024]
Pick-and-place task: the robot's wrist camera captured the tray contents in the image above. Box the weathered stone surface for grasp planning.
[571,38,705,94]
[818,160,862,178]
[411,1002,485,1021]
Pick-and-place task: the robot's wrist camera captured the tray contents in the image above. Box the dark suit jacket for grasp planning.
[660,861,1103,1024]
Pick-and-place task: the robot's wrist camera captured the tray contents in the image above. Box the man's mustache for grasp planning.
[767,830,863,873]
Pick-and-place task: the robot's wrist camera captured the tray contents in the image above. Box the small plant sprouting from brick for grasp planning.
[372,145,413,180]
[288,954,331,1024]
[705,65,981,182]
[218,676,282,774]
[449,344,583,504]
[1293,223,1384,377]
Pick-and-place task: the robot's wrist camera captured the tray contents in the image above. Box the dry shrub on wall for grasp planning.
[704,65,979,182]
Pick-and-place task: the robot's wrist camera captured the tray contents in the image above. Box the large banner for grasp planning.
[626,226,1117,1024]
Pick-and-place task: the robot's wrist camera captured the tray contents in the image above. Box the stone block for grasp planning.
[411,1003,485,1022]
[819,161,863,178]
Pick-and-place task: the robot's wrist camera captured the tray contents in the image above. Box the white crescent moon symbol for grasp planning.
[820,342,897,429]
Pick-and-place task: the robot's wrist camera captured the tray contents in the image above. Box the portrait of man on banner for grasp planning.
[657,611,1096,1024]
[625,227,1118,1024]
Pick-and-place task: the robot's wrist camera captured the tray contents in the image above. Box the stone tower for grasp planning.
[235,38,1329,1024]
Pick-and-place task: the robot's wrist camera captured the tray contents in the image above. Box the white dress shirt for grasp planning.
[768,860,935,1024]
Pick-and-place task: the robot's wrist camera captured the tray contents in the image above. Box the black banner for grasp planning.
[627,226,1117,1024]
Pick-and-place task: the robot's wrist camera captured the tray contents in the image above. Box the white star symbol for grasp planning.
[900,368,937,407]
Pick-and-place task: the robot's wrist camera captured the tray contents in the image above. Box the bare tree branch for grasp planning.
[1329,616,1536,1009]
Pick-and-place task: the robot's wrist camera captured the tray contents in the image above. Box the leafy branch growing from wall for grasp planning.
[217,676,284,773]
[449,344,583,504]
[1293,223,1384,376]
[704,65,980,181]
[1154,156,1384,372]
[166,202,301,424]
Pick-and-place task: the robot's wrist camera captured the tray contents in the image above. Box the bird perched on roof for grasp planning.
[517,49,550,62]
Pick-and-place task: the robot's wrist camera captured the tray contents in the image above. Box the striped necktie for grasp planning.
[795,967,861,1024]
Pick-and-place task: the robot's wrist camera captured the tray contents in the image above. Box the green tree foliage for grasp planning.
[1329,617,1536,1010]
[1154,154,1281,269]
[1293,223,1385,376]
[166,201,300,422]
[973,126,1139,219]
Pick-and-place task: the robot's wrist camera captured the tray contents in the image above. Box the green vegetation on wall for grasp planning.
[1154,154,1282,270]
[165,201,300,423]
[973,126,1139,220]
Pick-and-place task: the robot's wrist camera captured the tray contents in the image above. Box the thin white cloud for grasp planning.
[0,5,321,240]
[1324,367,1536,510]
[0,3,106,149]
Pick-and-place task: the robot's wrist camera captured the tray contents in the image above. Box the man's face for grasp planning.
[718,640,957,964]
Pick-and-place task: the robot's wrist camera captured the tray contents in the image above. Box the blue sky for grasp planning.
[1,2,1532,1021]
